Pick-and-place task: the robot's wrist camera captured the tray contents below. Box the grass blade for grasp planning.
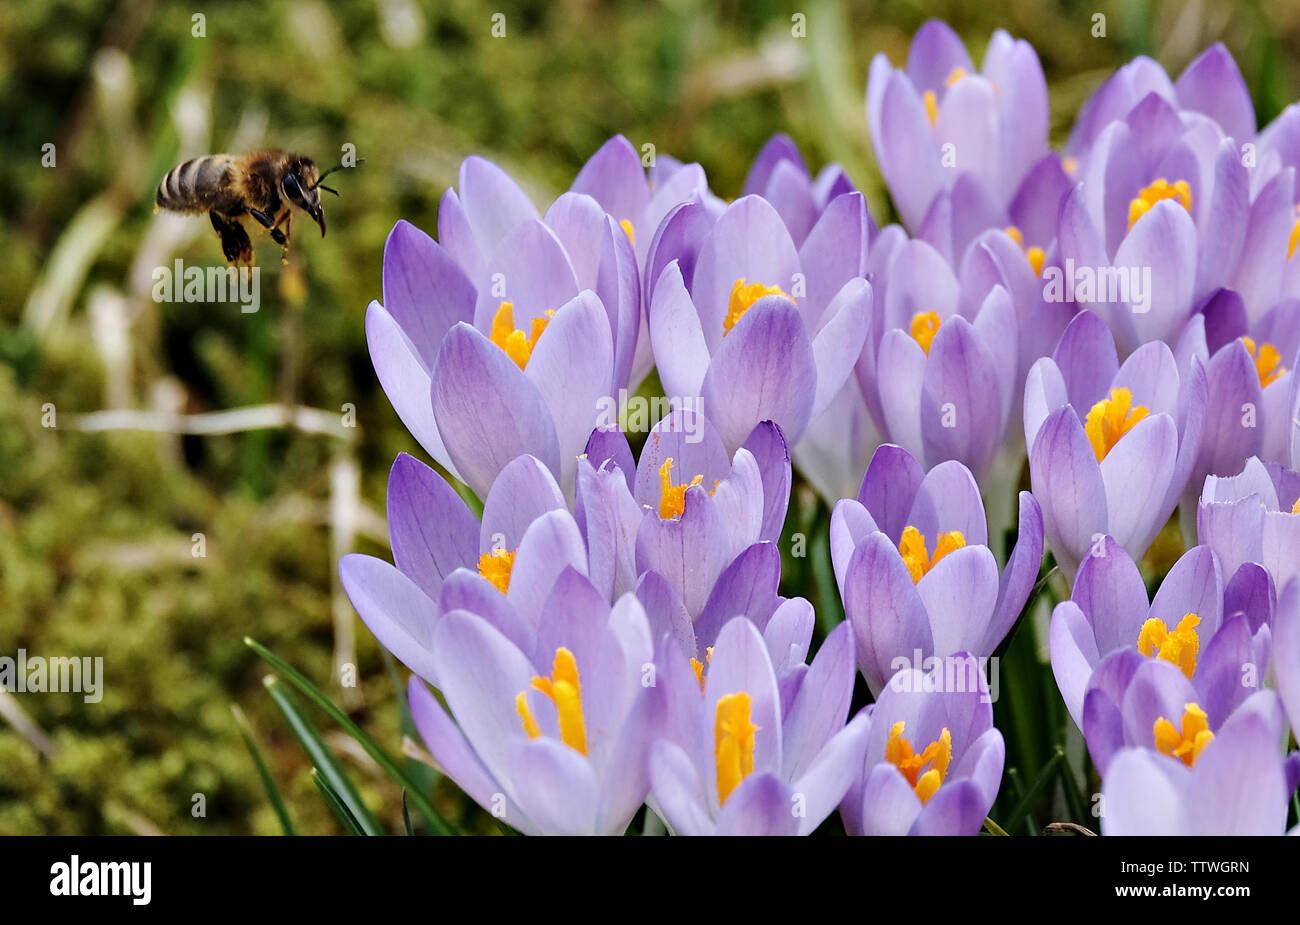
[246,636,454,835]
[263,674,385,835]
[230,704,297,836]
[312,769,366,836]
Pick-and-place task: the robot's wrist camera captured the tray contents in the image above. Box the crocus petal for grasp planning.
[457,155,539,261]
[570,134,650,226]
[648,740,714,836]
[634,485,730,618]
[857,762,923,836]
[741,421,792,543]
[382,220,476,367]
[714,774,798,836]
[340,554,440,684]
[1101,748,1187,835]
[1028,405,1108,580]
[1072,534,1149,654]
[915,545,999,656]
[693,542,782,650]
[782,622,856,780]
[920,314,1004,478]
[810,279,872,420]
[842,533,936,694]
[523,290,614,493]
[386,452,477,600]
[1174,43,1256,143]
[692,196,802,349]
[430,322,561,500]
[471,219,580,332]
[408,677,538,835]
[1098,413,1178,557]
[506,737,600,835]
[790,711,871,835]
[480,454,566,555]
[1050,600,1103,728]
[908,779,987,836]
[648,261,710,400]
[506,510,588,630]
[365,302,457,477]
[985,491,1044,653]
[699,297,817,451]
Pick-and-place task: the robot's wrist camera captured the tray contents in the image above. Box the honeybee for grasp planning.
[155,149,357,265]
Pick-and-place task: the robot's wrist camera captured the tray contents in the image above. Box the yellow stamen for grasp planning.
[1137,613,1201,680]
[1288,205,1300,260]
[489,302,553,370]
[1063,156,1078,176]
[725,278,791,334]
[620,219,636,247]
[1004,226,1046,277]
[1292,497,1300,515]
[898,525,965,583]
[1127,178,1192,229]
[924,89,939,127]
[1241,336,1287,388]
[657,457,704,520]
[518,647,588,755]
[714,692,758,805]
[515,692,542,739]
[910,310,942,355]
[1084,387,1149,462]
[476,549,516,595]
[1153,703,1214,767]
[886,721,952,804]
[690,646,714,693]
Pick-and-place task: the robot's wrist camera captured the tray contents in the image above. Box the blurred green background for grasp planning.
[1,0,1296,835]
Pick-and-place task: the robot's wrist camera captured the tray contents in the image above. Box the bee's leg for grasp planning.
[210,211,253,266]
[248,208,288,246]
[272,212,291,263]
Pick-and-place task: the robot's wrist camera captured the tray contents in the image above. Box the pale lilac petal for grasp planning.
[430,322,560,500]
[382,220,475,366]
[340,554,440,684]
[699,297,816,451]
[480,454,566,554]
[386,452,477,600]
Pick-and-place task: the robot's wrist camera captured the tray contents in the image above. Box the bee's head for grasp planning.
[282,156,326,236]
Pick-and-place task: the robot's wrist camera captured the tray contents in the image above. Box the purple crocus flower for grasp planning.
[1100,690,1289,835]
[1198,455,1300,592]
[646,193,872,454]
[1068,45,1256,163]
[840,657,1005,836]
[1049,537,1275,739]
[865,20,1048,237]
[869,237,1023,482]
[830,444,1043,695]
[1173,297,1300,517]
[407,569,655,835]
[647,617,869,835]
[369,141,712,499]
[1025,311,1207,580]
[1275,577,1300,737]
[741,134,860,247]
[339,452,586,686]
[577,409,793,652]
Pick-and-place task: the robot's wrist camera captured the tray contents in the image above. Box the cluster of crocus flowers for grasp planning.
[344,18,1300,836]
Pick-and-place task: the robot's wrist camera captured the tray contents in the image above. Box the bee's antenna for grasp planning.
[318,185,340,196]
[310,158,365,191]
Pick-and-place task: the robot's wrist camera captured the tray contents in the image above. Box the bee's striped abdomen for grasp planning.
[155,155,233,213]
